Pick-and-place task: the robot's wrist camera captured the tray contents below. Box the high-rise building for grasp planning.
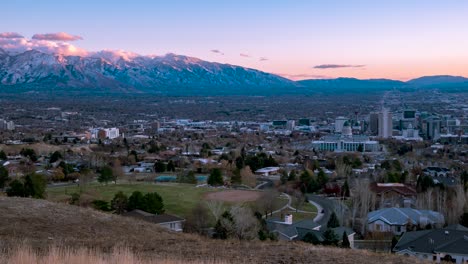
[378,109,392,138]
[369,112,379,135]
[335,116,348,133]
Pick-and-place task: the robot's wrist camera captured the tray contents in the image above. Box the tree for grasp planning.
[128,191,145,211]
[167,160,176,172]
[0,150,7,160]
[154,161,167,173]
[230,206,260,240]
[460,212,468,227]
[69,192,80,205]
[23,173,46,198]
[184,202,211,234]
[111,191,128,214]
[322,229,339,246]
[317,169,329,188]
[231,168,241,184]
[391,236,399,249]
[214,211,235,239]
[208,168,224,186]
[111,159,124,183]
[6,179,25,197]
[341,231,350,248]
[0,165,9,188]
[143,192,165,214]
[98,166,114,185]
[292,190,305,212]
[280,171,288,184]
[341,180,350,197]
[288,170,297,181]
[327,211,340,228]
[92,200,111,211]
[302,232,321,244]
[49,151,62,163]
[20,148,37,162]
[240,166,256,188]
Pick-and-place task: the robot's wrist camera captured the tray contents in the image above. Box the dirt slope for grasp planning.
[0,197,420,264]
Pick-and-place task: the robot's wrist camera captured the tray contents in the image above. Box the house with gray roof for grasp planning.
[123,209,185,232]
[266,214,321,240]
[265,214,356,248]
[367,207,444,235]
[393,225,468,264]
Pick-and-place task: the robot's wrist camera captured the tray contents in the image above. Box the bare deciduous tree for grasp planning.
[205,200,224,222]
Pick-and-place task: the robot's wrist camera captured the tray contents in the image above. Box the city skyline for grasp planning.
[2,0,468,81]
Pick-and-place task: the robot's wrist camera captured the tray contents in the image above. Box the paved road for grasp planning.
[306,195,349,231]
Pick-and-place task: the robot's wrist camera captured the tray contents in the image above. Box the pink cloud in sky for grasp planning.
[259,57,268,61]
[0,32,24,39]
[32,32,83,41]
[240,53,251,58]
[0,37,88,56]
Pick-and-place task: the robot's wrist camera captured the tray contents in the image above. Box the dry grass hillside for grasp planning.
[0,197,421,264]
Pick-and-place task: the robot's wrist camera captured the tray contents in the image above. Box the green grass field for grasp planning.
[47,183,216,217]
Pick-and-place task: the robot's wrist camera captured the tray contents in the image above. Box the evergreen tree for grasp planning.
[288,170,296,181]
[49,151,62,163]
[0,150,7,160]
[391,236,399,249]
[302,232,321,244]
[154,161,167,173]
[317,169,329,187]
[0,165,9,189]
[341,231,350,248]
[23,173,46,198]
[167,160,176,172]
[327,212,340,228]
[143,192,165,214]
[6,179,25,197]
[98,166,114,184]
[208,168,224,186]
[128,191,145,211]
[322,229,339,246]
[111,191,128,214]
[341,180,350,197]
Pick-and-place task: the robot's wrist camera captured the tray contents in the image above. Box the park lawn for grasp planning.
[298,200,318,213]
[47,182,217,218]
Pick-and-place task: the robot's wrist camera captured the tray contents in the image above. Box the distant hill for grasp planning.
[405,75,468,91]
[298,78,405,94]
[0,197,420,264]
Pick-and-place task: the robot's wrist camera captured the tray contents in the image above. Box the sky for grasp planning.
[2,0,468,81]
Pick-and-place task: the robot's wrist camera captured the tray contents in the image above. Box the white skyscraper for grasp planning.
[378,109,392,138]
[335,116,348,133]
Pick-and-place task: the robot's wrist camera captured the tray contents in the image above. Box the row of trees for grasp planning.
[5,173,47,199]
[92,191,165,215]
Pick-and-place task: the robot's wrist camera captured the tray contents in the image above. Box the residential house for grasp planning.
[255,167,280,177]
[370,183,417,208]
[266,214,355,247]
[367,208,444,235]
[393,225,468,264]
[123,210,185,232]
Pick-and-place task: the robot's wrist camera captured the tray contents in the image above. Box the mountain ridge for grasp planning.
[1,49,467,95]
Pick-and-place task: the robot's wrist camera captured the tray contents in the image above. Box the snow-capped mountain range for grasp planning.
[0,48,296,93]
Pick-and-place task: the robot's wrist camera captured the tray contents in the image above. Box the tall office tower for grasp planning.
[335,116,348,133]
[369,112,379,135]
[378,109,392,138]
